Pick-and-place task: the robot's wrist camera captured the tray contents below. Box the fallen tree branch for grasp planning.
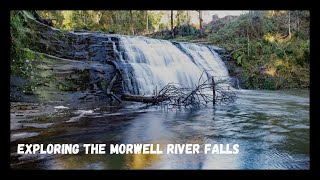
[107,73,118,94]
[106,73,122,103]
[121,94,168,103]
[121,71,237,108]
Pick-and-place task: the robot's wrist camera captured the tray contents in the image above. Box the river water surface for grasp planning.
[10,89,309,169]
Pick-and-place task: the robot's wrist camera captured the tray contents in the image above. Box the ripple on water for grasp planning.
[289,124,309,129]
[257,149,309,169]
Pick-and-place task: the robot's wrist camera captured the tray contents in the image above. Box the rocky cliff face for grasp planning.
[11,17,123,104]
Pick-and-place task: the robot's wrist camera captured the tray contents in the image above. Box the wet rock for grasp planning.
[20,19,129,100]
[104,42,115,50]
[74,52,89,60]
[215,49,248,89]
[229,77,241,89]
[11,52,116,103]
[22,123,54,129]
[111,37,119,42]
[11,132,40,142]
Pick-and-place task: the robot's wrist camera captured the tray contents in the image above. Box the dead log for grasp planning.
[107,73,118,94]
[109,92,122,103]
[106,73,122,103]
[121,94,168,104]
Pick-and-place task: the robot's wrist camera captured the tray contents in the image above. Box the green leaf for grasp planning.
[236,56,242,65]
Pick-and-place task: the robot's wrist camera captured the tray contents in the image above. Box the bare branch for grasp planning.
[122,70,237,109]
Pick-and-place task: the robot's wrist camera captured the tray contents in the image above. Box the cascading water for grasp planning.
[118,36,230,95]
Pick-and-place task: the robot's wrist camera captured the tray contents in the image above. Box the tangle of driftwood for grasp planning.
[121,71,236,108]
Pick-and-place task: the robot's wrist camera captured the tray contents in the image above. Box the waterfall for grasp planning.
[116,35,230,95]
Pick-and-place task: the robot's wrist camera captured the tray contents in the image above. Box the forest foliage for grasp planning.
[38,10,171,35]
[10,11,37,77]
[207,11,310,89]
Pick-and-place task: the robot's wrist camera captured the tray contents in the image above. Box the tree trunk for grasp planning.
[121,94,168,103]
[247,25,250,57]
[297,16,300,33]
[171,10,174,38]
[96,11,102,25]
[199,10,203,37]
[82,11,86,25]
[146,11,149,34]
[177,11,180,26]
[296,11,300,33]
[187,11,190,25]
[288,10,291,39]
[130,10,135,35]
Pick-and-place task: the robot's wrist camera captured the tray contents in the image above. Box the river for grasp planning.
[10,89,309,169]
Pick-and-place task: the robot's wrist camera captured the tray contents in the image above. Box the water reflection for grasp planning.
[11,89,309,169]
[126,153,161,169]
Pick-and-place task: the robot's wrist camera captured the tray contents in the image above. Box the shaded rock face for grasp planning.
[214,49,247,89]
[30,21,123,63]
[10,54,117,103]
[11,20,126,103]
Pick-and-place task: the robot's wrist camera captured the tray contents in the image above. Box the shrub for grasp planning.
[11,11,30,76]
